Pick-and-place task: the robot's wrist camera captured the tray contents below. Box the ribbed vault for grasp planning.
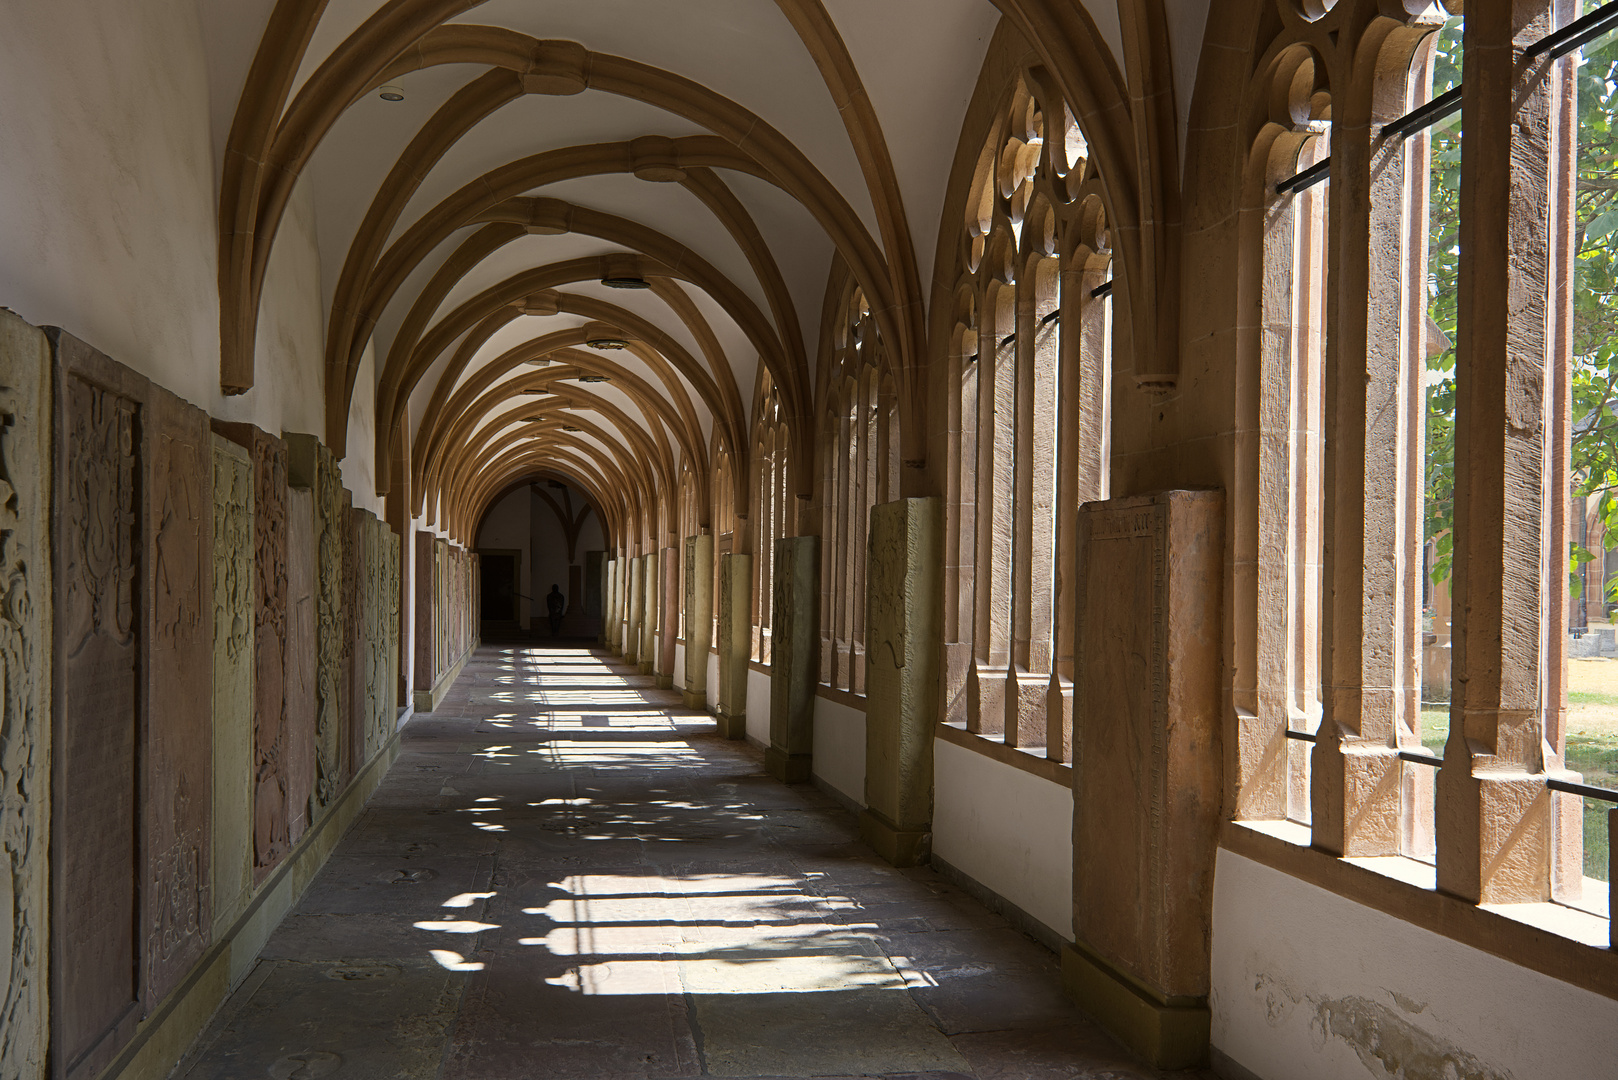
[214,0,1171,556]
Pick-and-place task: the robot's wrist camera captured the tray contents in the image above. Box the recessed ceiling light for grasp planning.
[378,85,405,102]
[577,374,611,384]
[601,276,650,289]
[562,425,582,432]
[585,337,629,350]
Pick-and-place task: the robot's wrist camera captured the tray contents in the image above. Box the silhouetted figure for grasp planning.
[546,584,565,636]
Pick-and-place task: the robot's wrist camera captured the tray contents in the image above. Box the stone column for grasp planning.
[683,534,713,708]
[716,552,752,739]
[639,552,657,675]
[860,498,941,866]
[1063,490,1222,1070]
[767,534,820,783]
[657,546,678,689]
[604,558,618,650]
[1436,1,1568,904]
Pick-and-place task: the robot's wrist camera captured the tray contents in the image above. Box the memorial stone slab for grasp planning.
[143,385,214,1005]
[52,330,146,1080]
[284,486,317,847]
[0,311,52,1080]
[211,434,254,935]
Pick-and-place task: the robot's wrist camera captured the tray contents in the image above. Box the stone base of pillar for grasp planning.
[765,746,812,784]
[715,710,746,740]
[1061,941,1209,1071]
[655,674,673,690]
[859,806,930,866]
[682,689,705,710]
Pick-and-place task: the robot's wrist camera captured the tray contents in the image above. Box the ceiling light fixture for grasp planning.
[585,337,629,350]
[562,425,582,432]
[524,357,552,366]
[577,374,611,384]
[601,276,650,289]
[378,85,405,102]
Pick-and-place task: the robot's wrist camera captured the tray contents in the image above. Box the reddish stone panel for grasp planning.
[51,331,146,1080]
[214,422,291,884]
[283,487,317,847]
[414,530,433,689]
[142,386,214,1007]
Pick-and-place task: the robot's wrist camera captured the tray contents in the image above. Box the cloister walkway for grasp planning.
[179,644,1209,1080]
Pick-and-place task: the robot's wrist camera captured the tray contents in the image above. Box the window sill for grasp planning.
[1223,819,1618,998]
[816,683,866,711]
[935,721,1073,787]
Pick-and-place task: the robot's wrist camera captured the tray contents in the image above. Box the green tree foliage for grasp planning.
[1424,22,1618,602]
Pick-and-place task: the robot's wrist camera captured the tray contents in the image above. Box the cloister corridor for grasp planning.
[175,644,1202,1080]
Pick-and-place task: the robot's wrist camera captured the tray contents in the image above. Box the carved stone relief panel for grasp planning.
[210,434,254,935]
[350,509,370,774]
[413,531,433,691]
[51,330,146,1080]
[214,423,291,884]
[0,312,51,1080]
[339,491,356,786]
[364,514,386,762]
[378,522,400,755]
[142,387,213,1006]
[285,434,344,817]
[283,487,316,847]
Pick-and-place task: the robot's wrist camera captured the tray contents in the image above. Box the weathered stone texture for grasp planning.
[861,498,942,866]
[716,552,751,739]
[53,332,145,1080]
[767,535,819,783]
[1067,490,1222,1067]
[284,486,317,848]
[0,311,51,1080]
[683,536,713,709]
[338,490,356,786]
[144,386,214,1005]
[211,435,254,935]
[216,424,293,883]
[286,433,345,816]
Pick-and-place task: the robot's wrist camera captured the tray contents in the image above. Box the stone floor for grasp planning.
[179,644,1215,1080]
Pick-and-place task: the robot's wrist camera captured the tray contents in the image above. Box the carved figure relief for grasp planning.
[211,436,254,935]
[249,431,291,880]
[55,342,144,1080]
[312,444,344,813]
[143,393,213,1005]
[0,313,50,1080]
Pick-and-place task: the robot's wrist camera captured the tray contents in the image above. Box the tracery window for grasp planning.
[818,288,898,695]
[751,373,790,664]
[944,78,1110,763]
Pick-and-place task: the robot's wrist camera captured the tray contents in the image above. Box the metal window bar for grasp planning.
[1273,0,1618,195]
[1090,279,1112,299]
[1284,727,1441,766]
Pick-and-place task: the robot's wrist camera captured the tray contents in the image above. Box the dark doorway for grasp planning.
[479,550,519,624]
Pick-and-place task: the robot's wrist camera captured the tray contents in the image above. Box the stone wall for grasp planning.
[0,313,409,1080]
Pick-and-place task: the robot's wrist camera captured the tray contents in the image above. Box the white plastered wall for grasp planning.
[746,668,772,746]
[1210,849,1618,1080]
[812,696,866,808]
[931,740,1074,943]
[476,487,532,630]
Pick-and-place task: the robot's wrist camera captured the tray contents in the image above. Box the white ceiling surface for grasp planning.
[820,0,1001,293]
[216,0,1232,510]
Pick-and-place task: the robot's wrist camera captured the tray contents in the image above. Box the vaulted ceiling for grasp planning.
[198,1,1204,545]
